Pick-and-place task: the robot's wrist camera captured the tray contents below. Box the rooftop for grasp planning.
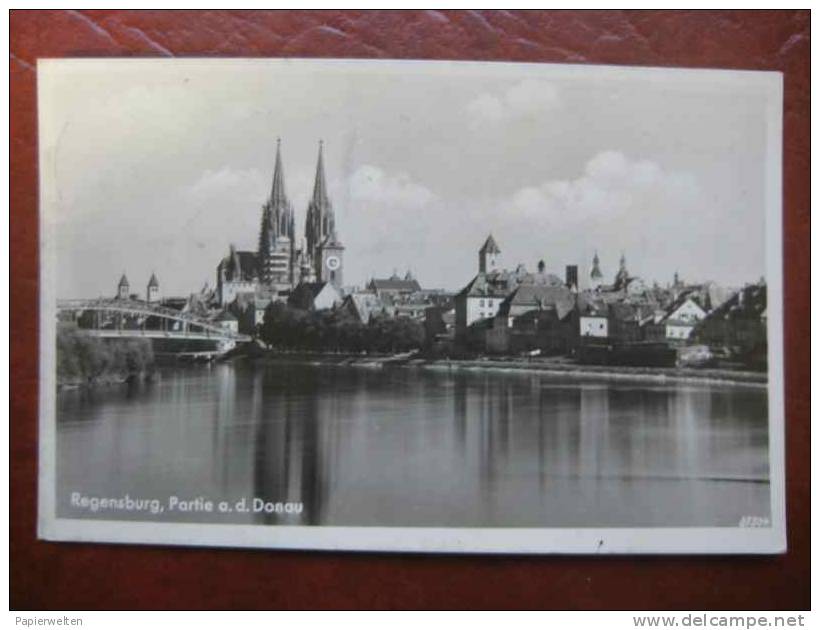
[368,275,422,293]
[479,234,500,254]
[218,249,258,282]
[699,282,767,324]
[499,284,576,320]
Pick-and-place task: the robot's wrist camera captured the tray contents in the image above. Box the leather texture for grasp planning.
[10,10,809,610]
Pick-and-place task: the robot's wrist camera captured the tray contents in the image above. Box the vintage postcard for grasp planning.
[37,58,785,553]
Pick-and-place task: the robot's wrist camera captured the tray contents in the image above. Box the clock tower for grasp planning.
[317,230,344,290]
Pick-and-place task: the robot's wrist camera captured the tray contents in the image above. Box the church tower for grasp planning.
[146,273,159,303]
[117,274,130,300]
[614,252,629,289]
[590,251,604,290]
[258,138,295,291]
[305,141,344,289]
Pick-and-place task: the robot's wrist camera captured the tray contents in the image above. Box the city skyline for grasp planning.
[39,59,774,298]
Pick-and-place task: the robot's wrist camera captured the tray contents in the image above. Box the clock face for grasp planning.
[326,255,340,271]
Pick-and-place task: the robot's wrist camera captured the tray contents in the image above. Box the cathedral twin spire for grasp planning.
[311,140,330,209]
[261,138,335,244]
[305,140,337,260]
[260,138,295,244]
[257,139,339,286]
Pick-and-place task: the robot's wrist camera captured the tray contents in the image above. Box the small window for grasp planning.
[479,299,485,307]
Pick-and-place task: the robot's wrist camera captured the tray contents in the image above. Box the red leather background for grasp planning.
[10,10,810,610]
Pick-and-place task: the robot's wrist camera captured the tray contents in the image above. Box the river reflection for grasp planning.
[56,362,770,527]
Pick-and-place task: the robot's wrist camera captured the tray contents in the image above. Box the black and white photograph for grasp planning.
[37,58,785,554]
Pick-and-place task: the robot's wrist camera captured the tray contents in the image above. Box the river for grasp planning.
[56,360,770,528]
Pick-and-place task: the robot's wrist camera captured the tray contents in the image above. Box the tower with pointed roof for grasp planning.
[614,252,629,289]
[258,138,296,290]
[590,251,604,290]
[117,274,130,300]
[305,141,344,289]
[479,234,500,274]
[146,273,159,303]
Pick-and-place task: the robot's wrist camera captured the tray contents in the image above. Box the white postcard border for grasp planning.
[36,58,786,555]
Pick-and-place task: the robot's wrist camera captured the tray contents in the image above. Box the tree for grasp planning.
[260,303,424,354]
[56,325,154,385]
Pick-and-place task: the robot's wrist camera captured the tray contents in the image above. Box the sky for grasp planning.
[38,59,780,299]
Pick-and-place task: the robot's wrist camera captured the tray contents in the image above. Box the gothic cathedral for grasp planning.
[255,139,344,292]
[216,140,346,306]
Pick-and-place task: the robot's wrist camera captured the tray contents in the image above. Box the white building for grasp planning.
[580,314,608,338]
[578,293,609,338]
[660,295,708,341]
[214,309,239,334]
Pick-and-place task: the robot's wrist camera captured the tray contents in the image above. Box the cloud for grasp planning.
[488,151,710,286]
[348,164,436,208]
[506,150,697,223]
[182,166,267,203]
[467,79,560,126]
[340,165,446,284]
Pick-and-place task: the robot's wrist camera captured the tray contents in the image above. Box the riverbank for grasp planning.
[243,349,767,387]
[57,370,154,391]
[419,358,767,387]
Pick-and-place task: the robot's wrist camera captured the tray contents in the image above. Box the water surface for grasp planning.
[56,361,770,527]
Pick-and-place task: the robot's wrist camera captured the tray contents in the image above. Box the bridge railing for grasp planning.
[81,329,251,342]
[56,298,249,341]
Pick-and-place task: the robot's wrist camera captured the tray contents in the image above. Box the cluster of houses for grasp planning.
[426,235,768,367]
[109,231,768,369]
[109,268,452,336]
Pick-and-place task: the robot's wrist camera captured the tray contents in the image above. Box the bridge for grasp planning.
[57,298,251,357]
